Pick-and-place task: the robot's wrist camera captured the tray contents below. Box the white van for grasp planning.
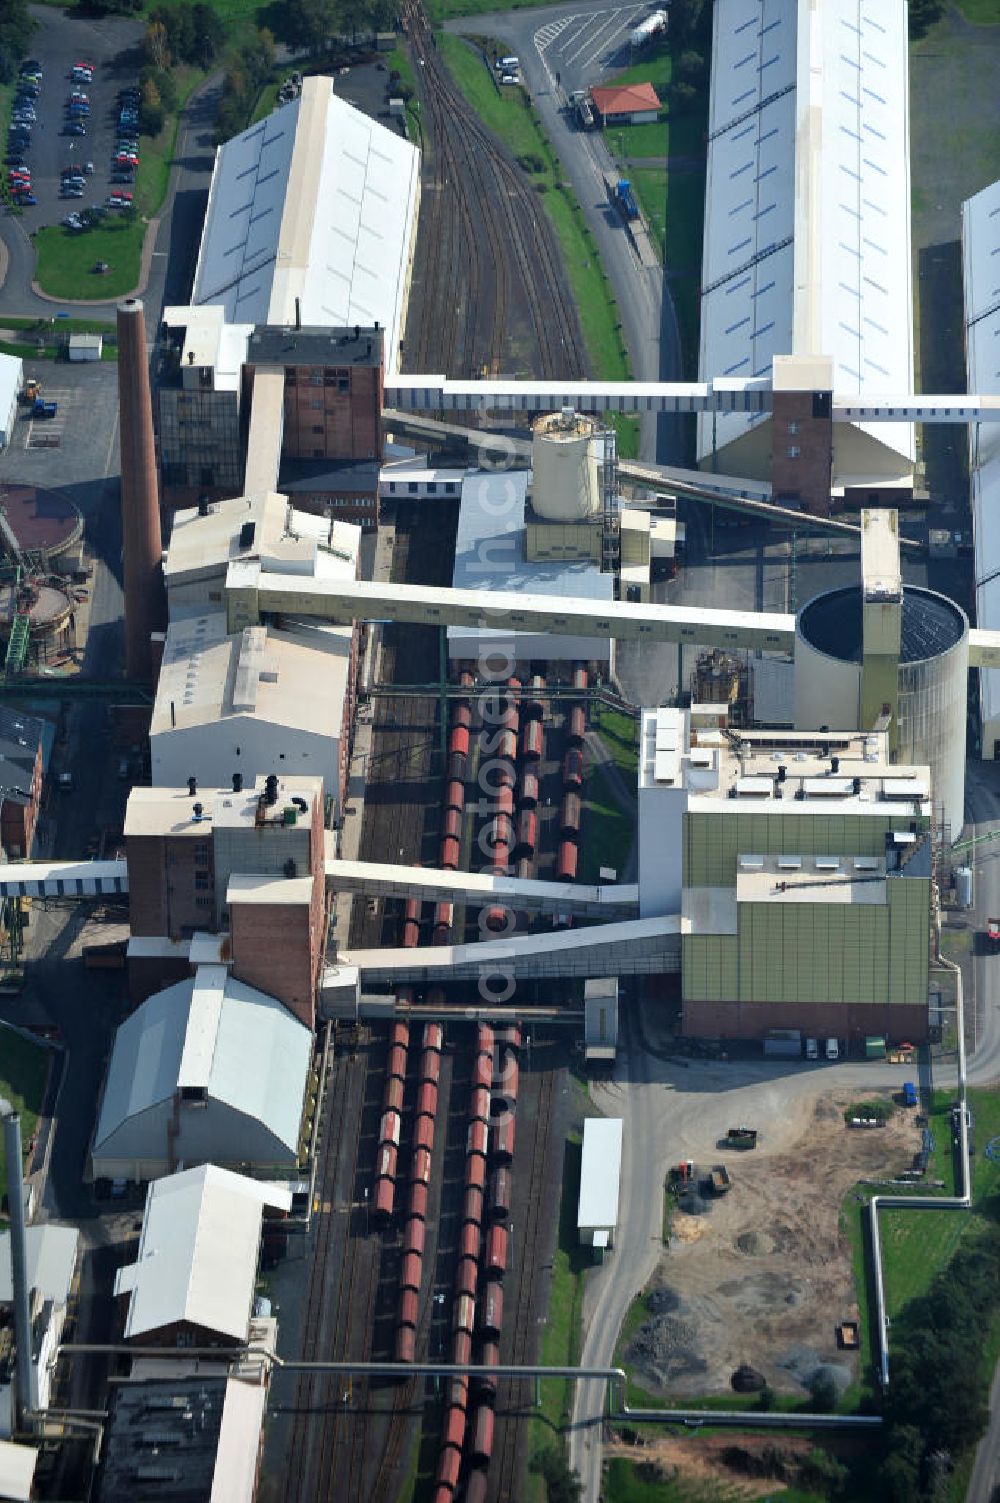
[496,55,519,71]
[805,1037,818,1061]
[825,1037,840,1061]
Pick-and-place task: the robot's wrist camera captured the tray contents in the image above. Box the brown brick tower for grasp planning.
[117,298,164,678]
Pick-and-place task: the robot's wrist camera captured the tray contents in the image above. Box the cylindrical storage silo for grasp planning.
[795,584,968,838]
[530,410,602,520]
[956,866,973,909]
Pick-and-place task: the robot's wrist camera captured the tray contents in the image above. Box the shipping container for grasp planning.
[401,1250,423,1292]
[491,1116,516,1164]
[374,1177,395,1219]
[485,1224,509,1277]
[420,1049,442,1087]
[470,1086,491,1125]
[443,807,462,841]
[467,1119,488,1159]
[516,808,538,854]
[464,1469,488,1503]
[404,1217,426,1256]
[562,747,584,789]
[424,1021,444,1053]
[436,1448,461,1492]
[453,1292,476,1335]
[556,841,578,881]
[455,1255,478,1299]
[560,792,581,836]
[459,1219,481,1263]
[399,1287,420,1328]
[442,1404,466,1453]
[462,1184,484,1226]
[448,724,470,760]
[444,779,466,813]
[465,1150,486,1192]
[488,1166,512,1221]
[416,1081,439,1120]
[395,1324,415,1363]
[470,1405,495,1464]
[568,704,587,746]
[452,1328,472,1367]
[377,1143,398,1181]
[477,1340,500,1397]
[387,1042,408,1081]
[379,1109,401,1149]
[521,718,543,761]
[519,768,540,807]
[480,1283,504,1337]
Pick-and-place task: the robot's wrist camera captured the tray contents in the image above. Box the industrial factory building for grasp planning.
[92,964,312,1183]
[113,1165,290,1346]
[151,614,354,814]
[124,776,327,1025]
[963,175,1000,759]
[0,1222,79,1435]
[638,707,932,1040]
[698,0,915,510]
[0,354,21,450]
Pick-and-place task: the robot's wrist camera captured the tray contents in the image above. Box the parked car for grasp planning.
[110,171,134,184]
[825,1037,840,1061]
[65,124,87,136]
[13,191,37,205]
[61,213,83,228]
[61,185,84,198]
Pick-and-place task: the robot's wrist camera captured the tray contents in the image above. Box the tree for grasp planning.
[144,20,171,71]
[277,0,337,54]
[0,0,34,86]
[191,3,227,66]
[807,1368,839,1413]
[528,1447,583,1503]
[140,76,165,137]
[909,0,944,39]
[668,0,706,48]
[669,80,697,113]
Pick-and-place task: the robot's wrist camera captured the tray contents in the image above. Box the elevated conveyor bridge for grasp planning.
[325,859,638,919]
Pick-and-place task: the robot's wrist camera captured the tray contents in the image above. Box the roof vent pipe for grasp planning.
[192,801,203,821]
[187,776,197,797]
[777,765,786,783]
[831,755,840,775]
[294,297,301,331]
[232,772,243,793]
[198,494,210,517]
[291,795,308,813]
[354,324,360,340]
[265,773,279,806]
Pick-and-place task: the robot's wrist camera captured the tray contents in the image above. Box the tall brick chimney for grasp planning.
[117,298,164,679]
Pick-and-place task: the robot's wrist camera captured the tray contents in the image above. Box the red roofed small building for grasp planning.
[589,81,661,126]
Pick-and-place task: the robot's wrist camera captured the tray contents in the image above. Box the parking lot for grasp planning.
[532,4,651,96]
[5,8,144,235]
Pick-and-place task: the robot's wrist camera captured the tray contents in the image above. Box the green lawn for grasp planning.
[592,705,639,781]
[524,1130,593,1502]
[579,762,635,883]
[35,221,145,302]
[0,1026,50,1209]
[629,166,705,379]
[604,1458,788,1503]
[438,33,638,454]
[251,80,281,124]
[954,0,1000,18]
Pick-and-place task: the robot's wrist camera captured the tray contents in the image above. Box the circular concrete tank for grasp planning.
[530,410,601,521]
[795,584,968,838]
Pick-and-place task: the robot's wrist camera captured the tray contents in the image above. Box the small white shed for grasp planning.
[68,333,102,362]
[577,1117,623,1249]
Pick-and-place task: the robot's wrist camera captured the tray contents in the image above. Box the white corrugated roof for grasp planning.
[0,353,22,424]
[577,1117,623,1230]
[0,1224,78,1306]
[0,1440,36,1502]
[698,0,913,466]
[192,79,419,373]
[94,966,312,1157]
[964,177,1000,728]
[115,1165,291,1341]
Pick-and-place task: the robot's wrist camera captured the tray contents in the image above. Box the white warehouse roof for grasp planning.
[114,1165,291,1341]
[698,0,913,469]
[94,964,312,1167]
[577,1117,623,1232]
[963,177,1000,745]
[192,77,420,373]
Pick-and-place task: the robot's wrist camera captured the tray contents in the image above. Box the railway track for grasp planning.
[401,0,586,380]
[491,1061,557,1503]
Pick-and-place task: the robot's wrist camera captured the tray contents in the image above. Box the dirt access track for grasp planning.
[626,1094,921,1399]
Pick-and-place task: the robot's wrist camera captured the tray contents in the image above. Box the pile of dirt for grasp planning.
[734,1230,773,1257]
[625,1308,708,1389]
[777,1343,852,1399]
[645,1286,680,1315]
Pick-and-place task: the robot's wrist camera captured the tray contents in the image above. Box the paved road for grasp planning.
[446,4,682,465]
